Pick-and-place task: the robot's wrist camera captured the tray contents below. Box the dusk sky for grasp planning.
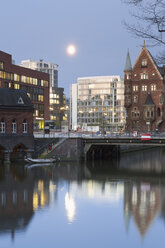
[0,0,160,96]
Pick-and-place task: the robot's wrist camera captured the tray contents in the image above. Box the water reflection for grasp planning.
[65,192,76,223]
[1,148,165,247]
[124,181,162,236]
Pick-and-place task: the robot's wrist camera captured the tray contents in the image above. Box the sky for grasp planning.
[0,0,160,97]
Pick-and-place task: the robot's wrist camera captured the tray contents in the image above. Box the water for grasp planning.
[0,148,165,248]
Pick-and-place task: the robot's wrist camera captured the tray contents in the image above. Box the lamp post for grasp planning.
[102,115,106,135]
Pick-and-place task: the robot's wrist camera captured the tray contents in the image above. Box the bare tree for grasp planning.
[123,0,165,63]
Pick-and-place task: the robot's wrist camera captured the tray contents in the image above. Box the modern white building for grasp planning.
[20,59,66,129]
[70,76,126,132]
[20,59,59,89]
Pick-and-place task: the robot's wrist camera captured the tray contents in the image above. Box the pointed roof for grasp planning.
[0,88,33,109]
[133,41,163,80]
[124,50,132,71]
[144,92,155,106]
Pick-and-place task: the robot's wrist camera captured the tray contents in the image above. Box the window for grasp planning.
[0,71,4,78]
[126,73,131,79]
[14,74,20,81]
[12,120,17,133]
[141,73,148,79]
[14,84,20,89]
[12,191,17,205]
[0,119,5,133]
[38,95,44,102]
[1,192,6,207]
[23,120,28,133]
[133,85,138,92]
[151,84,156,91]
[142,85,147,91]
[141,59,147,67]
[160,95,164,104]
[144,107,155,119]
[23,190,28,204]
[125,85,131,93]
[125,95,131,105]
[0,62,4,70]
[134,95,138,103]
[131,107,140,118]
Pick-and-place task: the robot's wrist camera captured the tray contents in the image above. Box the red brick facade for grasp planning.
[0,50,50,128]
[0,109,33,134]
[124,45,165,132]
[0,88,34,162]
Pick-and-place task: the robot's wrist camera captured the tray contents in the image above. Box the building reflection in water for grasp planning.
[0,166,34,241]
[124,182,161,236]
[1,148,165,242]
[65,192,76,223]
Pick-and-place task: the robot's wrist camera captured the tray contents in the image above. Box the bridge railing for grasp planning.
[33,131,165,139]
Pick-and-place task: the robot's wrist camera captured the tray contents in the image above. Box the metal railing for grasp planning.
[33,131,165,139]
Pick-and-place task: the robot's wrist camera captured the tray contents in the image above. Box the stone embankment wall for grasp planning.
[45,138,84,161]
[34,138,59,158]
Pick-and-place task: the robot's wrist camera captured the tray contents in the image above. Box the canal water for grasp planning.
[0,148,165,248]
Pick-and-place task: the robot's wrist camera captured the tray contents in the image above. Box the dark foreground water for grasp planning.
[1,148,165,248]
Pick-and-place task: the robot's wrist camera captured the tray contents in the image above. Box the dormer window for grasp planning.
[141,59,147,67]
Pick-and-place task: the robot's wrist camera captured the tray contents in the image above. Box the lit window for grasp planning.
[133,85,138,91]
[14,84,20,89]
[151,84,156,91]
[27,93,31,98]
[142,85,147,91]
[0,62,4,70]
[142,59,147,67]
[14,74,20,81]
[126,74,131,79]
[38,95,44,102]
[0,71,4,78]
[134,95,138,103]
[141,73,148,79]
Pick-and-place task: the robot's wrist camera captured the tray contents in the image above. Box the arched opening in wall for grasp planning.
[0,145,5,163]
[157,108,161,117]
[86,144,120,161]
[11,143,27,162]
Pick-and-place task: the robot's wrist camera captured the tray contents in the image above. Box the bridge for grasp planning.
[34,132,165,161]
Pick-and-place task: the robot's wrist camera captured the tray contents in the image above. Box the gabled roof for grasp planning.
[144,92,155,106]
[0,88,33,109]
[133,44,163,80]
[124,50,132,71]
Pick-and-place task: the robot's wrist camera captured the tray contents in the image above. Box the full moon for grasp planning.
[66,45,76,56]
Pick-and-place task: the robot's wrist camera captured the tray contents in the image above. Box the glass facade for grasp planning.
[74,76,126,132]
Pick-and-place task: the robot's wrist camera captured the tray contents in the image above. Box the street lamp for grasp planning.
[102,114,107,135]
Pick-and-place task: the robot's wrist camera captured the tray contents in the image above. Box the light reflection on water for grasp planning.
[0,148,165,247]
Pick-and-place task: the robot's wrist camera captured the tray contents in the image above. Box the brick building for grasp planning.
[0,88,34,163]
[124,42,165,132]
[0,51,49,129]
